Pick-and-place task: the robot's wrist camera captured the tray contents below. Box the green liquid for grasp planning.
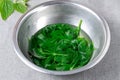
[28,23,94,71]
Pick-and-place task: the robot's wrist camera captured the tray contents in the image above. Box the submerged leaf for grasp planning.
[28,21,94,71]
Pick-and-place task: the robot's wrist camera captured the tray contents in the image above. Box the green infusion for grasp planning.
[28,20,94,71]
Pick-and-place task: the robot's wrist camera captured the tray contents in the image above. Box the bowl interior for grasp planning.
[17,1,106,72]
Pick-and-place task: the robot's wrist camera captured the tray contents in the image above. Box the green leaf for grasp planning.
[54,55,69,64]
[32,48,47,59]
[32,57,41,66]
[23,0,29,2]
[56,64,70,71]
[14,2,27,13]
[78,38,88,52]
[0,0,14,20]
[44,56,53,68]
[70,53,80,70]
[28,21,94,71]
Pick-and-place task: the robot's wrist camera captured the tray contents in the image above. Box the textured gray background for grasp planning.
[0,0,120,80]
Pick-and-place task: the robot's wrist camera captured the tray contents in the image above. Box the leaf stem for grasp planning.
[78,20,83,36]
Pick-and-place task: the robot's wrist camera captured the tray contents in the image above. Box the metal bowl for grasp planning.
[13,1,111,75]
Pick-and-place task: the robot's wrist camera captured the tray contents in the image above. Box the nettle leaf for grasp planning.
[28,21,94,71]
[23,0,29,3]
[14,2,27,13]
[0,0,14,20]
[32,48,47,59]
[56,64,70,71]
[54,55,69,64]
[32,57,41,66]
[44,56,54,68]
[0,0,29,20]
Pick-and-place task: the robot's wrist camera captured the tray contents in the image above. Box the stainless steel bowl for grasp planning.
[13,1,111,75]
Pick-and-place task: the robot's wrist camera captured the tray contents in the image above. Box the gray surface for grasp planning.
[0,0,119,80]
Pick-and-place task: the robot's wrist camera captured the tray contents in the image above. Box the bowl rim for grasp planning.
[13,0,111,75]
